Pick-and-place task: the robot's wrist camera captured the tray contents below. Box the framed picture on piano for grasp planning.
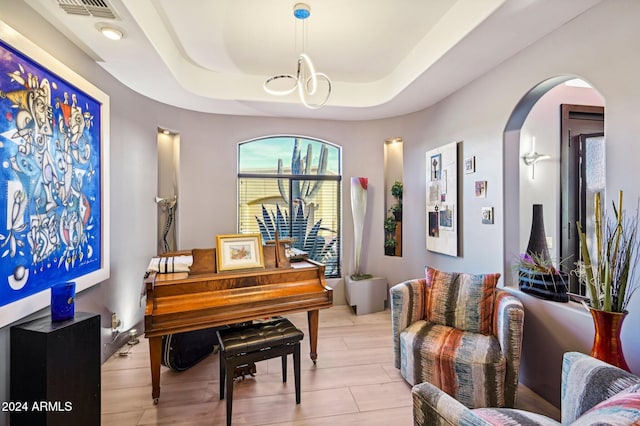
[216,234,265,272]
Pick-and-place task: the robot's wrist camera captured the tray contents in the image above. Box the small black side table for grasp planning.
[10,312,100,426]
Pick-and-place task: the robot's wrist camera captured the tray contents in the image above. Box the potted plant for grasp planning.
[384,216,397,256]
[391,180,403,202]
[387,204,400,222]
[574,190,639,371]
[384,216,397,235]
[390,181,403,221]
[516,203,569,302]
[384,238,397,256]
[516,252,569,302]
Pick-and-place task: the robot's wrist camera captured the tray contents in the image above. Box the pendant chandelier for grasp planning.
[263,3,331,109]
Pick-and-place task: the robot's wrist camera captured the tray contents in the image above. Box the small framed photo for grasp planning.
[439,205,454,230]
[428,211,440,237]
[481,207,494,224]
[464,156,476,174]
[216,234,265,272]
[430,153,442,181]
[475,180,487,198]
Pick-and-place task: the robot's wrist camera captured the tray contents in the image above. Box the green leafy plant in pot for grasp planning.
[389,204,402,222]
[384,216,397,235]
[390,181,403,221]
[383,216,397,256]
[384,238,397,256]
[574,190,639,371]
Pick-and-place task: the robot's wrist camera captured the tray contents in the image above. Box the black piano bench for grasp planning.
[217,318,304,426]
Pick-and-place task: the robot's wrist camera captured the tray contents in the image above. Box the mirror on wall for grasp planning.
[157,128,180,254]
[518,80,605,298]
[384,138,403,256]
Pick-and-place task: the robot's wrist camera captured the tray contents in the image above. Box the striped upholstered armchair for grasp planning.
[391,267,524,409]
[412,352,640,425]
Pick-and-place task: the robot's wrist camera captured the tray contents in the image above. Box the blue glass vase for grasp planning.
[51,282,76,322]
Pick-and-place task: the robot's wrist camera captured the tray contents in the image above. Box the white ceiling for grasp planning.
[25,0,601,120]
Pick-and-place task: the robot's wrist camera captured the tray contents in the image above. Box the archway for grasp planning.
[502,76,606,406]
[503,75,605,288]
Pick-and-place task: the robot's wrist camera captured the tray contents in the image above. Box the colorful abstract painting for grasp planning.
[0,37,105,314]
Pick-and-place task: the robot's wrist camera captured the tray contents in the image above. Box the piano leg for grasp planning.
[307,309,319,364]
[149,336,162,403]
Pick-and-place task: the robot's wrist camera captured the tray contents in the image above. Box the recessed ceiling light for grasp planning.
[98,25,124,41]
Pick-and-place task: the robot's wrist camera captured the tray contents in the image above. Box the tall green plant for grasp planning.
[256,204,338,275]
[277,138,328,205]
[575,191,640,312]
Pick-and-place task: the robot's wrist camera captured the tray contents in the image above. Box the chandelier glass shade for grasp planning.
[263,3,331,109]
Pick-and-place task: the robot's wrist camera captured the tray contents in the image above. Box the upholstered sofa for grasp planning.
[391,267,524,408]
[412,351,640,425]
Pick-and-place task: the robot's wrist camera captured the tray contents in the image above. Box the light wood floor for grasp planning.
[101,306,560,425]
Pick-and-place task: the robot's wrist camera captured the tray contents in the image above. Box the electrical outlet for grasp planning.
[111,313,121,331]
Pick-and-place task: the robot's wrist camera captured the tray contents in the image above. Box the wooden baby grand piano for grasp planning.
[143,246,333,403]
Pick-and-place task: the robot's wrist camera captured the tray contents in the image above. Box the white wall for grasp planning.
[2,1,640,422]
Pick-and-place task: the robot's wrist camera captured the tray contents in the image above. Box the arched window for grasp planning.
[238,136,342,277]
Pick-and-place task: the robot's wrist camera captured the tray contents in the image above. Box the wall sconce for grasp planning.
[522,137,550,180]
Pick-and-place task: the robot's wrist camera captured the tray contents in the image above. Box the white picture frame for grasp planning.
[426,142,460,256]
[216,234,265,272]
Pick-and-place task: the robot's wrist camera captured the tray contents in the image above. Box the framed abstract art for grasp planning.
[0,22,110,327]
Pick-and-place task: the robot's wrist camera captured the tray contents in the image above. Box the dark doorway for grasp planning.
[560,104,605,296]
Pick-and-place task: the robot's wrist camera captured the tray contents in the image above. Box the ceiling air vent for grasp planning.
[56,0,118,20]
